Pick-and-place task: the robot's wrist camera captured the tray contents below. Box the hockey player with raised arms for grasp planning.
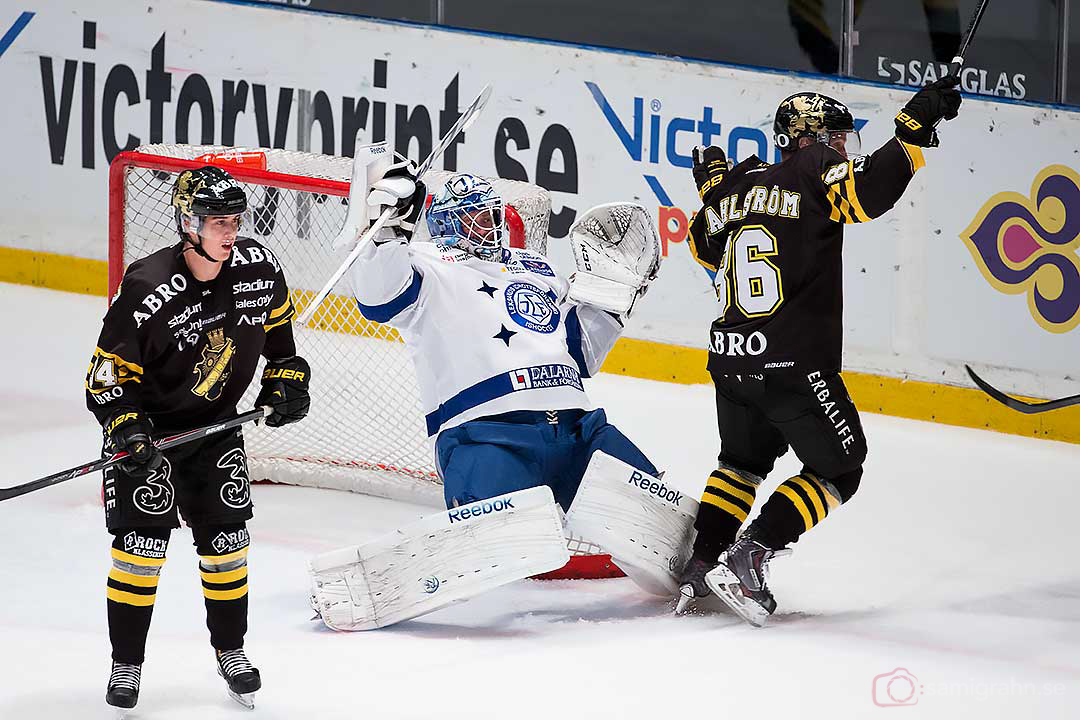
[307,160,699,631]
[675,78,963,625]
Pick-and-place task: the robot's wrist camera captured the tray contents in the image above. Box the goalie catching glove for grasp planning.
[104,410,163,478]
[568,203,661,317]
[255,356,311,427]
[367,159,427,241]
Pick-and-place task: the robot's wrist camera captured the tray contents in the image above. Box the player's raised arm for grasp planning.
[347,159,428,329]
[817,77,963,224]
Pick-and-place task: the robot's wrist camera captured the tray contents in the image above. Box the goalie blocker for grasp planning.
[309,486,569,630]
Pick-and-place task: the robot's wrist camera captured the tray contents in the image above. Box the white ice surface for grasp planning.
[0,282,1077,719]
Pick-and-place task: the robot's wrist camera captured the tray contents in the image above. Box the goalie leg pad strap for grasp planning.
[565,452,698,596]
[309,485,569,630]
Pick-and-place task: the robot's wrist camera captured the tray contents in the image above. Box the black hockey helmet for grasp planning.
[172,165,248,234]
[773,92,861,155]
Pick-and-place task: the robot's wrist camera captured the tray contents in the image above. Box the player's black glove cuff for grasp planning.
[895,75,962,148]
[104,410,163,478]
[255,356,311,427]
[692,145,729,201]
[383,162,427,241]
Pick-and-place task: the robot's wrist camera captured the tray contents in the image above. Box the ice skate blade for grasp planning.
[113,708,133,720]
[673,584,695,615]
[705,564,770,627]
[227,689,256,710]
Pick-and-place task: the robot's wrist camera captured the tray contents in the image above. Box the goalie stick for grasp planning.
[296,84,493,326]
[0,407,268,502]
[965,365,1080,414]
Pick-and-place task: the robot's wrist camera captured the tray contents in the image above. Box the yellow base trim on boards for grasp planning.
[0,246,108,296]
[3,246,1076,444]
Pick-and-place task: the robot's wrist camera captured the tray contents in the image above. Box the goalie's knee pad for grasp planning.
[565,452,698,596]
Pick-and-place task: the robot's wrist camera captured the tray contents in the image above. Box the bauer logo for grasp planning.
[504,282,560,333]
[628,471,683,506]
[961,165,1080,333]
[447,496,516,523]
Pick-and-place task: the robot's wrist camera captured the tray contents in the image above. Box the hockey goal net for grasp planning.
[108,144,552,506]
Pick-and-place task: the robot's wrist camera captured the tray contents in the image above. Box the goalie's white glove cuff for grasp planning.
[367,176,418,215]
[569,272,645,316]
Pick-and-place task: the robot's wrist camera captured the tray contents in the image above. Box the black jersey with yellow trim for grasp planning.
[687,137,923,374]
[86,236,296,433]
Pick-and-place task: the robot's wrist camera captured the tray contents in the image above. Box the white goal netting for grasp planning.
[110,144,552,505]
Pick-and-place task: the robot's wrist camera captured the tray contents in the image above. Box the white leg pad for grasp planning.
[309,485,570,630]
[565,452,698,595]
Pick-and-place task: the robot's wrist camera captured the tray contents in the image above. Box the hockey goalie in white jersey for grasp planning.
[308,157,698,630]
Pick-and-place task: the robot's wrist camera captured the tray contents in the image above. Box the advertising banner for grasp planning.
[1,2,1077,398]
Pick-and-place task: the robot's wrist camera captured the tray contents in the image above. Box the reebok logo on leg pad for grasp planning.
[627,471,683,506]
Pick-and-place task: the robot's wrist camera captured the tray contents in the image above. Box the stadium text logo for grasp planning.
[960,165,1080,333]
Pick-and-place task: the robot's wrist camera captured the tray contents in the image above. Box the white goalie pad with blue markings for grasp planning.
[309,485,569,630]
[566,452,698,596]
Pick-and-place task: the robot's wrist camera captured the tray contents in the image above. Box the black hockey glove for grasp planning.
[691,145,729,201]
[255,356,311,427]
[894,75,962,148]
[371,160,427,242]
[104,410,163,479]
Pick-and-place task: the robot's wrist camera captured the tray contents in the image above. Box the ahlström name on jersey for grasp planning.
[703,185,802,234]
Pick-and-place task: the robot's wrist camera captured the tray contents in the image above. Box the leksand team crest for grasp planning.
[961,165,1080,333]
[504,282,560,333]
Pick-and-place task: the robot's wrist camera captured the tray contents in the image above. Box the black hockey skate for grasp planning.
[106,661,141,712]
[705,530,790,627]
[674,553,717,614]
[216,648,261,709]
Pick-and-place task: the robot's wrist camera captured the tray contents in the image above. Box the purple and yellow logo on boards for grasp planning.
[961,165,1080,333]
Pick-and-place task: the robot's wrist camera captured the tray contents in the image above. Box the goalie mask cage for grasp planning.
[108,144,552,505]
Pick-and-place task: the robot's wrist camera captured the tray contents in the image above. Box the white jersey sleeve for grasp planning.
[348,242,619,436]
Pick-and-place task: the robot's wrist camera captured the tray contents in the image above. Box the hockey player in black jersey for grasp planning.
[676,78,962,625]
[85,165,311,709]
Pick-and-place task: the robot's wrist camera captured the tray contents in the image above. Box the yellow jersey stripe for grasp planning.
[686,226,720,272]
[203,585,249,602]
[200,566,248,584]
[92,347,145,375]
[109,568,160,587]
[776,484,815,531]
[263,314,293,332]
[843,171,872,223]
[107,587,157,607]
[898,140,926,173]
[111,548,166,567]
[268,297,293,320]
[700,493,750,523]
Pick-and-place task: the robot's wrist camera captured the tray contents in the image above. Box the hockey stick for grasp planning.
[296,84,493,326]
[0,407,269,502]
[948,0,991,76]
[965,365,1080,414]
